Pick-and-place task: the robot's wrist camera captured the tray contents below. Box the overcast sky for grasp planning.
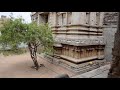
[0,12,31,23]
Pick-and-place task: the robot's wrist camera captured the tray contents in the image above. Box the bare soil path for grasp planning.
[0,52,75,78]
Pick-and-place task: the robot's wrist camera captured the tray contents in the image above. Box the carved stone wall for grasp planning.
[104,12,118,26]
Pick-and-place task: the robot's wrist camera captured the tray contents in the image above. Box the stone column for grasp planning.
[51,12,57,26]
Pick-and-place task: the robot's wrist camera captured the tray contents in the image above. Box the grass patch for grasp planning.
[0,48,28,56]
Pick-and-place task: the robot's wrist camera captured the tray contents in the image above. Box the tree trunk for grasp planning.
[28,42,39,70]
[108,12,120,78]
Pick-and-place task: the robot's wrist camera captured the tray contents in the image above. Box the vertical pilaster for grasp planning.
[89,12,96,26]
[79,12,86,24]
[71,12,87,25]
[99,12,104,26]
[72,12,80,24]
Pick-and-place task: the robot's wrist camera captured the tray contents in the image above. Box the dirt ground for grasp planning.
[0,52,76,78]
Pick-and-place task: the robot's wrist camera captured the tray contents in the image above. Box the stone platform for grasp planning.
[38,53,108,74]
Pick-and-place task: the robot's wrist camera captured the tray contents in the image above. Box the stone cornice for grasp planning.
[51,24,103,29]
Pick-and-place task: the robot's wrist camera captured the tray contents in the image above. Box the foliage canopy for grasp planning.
[0,16,54,54]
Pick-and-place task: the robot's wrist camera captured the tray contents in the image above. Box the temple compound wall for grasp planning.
[103,12,118,61]
[31,12,106,73]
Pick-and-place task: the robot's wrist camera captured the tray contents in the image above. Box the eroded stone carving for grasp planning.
[104,12,118,25]
[54,37,105,46]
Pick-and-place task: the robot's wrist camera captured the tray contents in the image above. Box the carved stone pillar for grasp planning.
[97,46,104,59]
[74,47,79,59]
[86,48,90,57]
[72,46,75,58]
[70,45,74,58]
[66,45,69,56]
[63,45,66,55]
[80,48,84,58]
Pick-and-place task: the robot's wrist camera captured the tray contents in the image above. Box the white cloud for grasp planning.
[0,12,31,23]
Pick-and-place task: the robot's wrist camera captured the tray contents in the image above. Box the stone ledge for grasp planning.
[59,55,98,64]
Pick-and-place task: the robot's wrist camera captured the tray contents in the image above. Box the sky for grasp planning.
[0,12,31,23]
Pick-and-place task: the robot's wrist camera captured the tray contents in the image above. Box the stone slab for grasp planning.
[72,64,110,78]
[92,70,109,78]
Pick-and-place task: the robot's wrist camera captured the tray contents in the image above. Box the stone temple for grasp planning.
[31,12,106,73]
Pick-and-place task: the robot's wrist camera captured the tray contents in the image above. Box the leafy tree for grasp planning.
[24,22,54,70]
[0,16,54,70]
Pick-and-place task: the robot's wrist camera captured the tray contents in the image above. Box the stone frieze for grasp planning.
[54,37,105,46]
